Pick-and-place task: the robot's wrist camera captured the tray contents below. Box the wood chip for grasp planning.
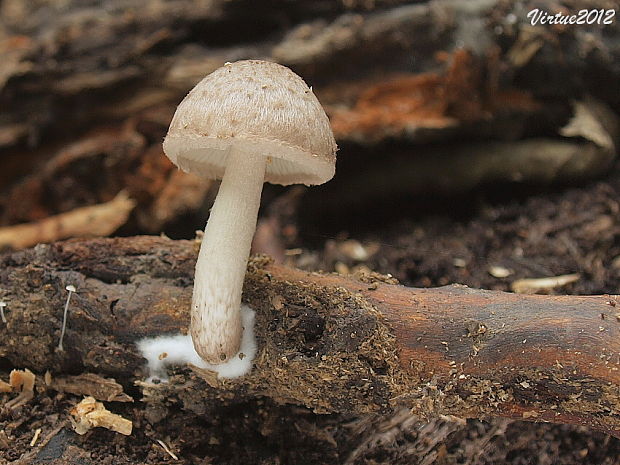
[70,396,132,436]
[511,274,580,294]
[488,265,513,278]
[0,191,136,249]
[30,428,41,447]
[9,368,35,392]
[50,373,133,402]
[5,369,35,409]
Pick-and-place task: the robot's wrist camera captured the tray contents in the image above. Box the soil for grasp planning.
[3,162,620,464]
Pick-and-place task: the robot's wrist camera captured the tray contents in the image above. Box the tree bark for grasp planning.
[0,236,618,437]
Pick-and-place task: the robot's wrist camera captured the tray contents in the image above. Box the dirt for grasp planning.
[295,173,620,296]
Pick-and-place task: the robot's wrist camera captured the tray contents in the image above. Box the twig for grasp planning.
[156,439,179,460]
[0,191,135,250]
[29,428,41,447]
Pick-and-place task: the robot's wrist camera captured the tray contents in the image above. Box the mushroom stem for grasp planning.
[58,285,76,351]
[192,148,266,363]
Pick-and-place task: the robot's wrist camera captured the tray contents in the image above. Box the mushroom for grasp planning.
[58,284,76,351]
[163,60,337,364]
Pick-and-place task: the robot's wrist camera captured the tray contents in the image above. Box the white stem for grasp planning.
[191,148,266,363]
[58,290,74,351]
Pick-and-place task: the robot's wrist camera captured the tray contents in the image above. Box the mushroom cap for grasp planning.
[163,60,337,186]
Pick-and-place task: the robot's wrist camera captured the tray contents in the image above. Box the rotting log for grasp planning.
[0,236,618,437]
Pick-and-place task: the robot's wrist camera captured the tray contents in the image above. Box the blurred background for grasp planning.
[1,0,619,293]
[1,0,620,463]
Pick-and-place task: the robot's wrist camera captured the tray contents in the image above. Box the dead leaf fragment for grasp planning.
[70,396,132,436]
[144,170,211,232]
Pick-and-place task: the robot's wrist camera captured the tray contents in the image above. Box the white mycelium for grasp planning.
[137,305,257,381]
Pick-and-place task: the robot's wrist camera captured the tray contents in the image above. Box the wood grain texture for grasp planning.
[272,264,620,435]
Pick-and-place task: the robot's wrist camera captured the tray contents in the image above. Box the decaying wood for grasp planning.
[308,96,619,215]
[70,396,133,436]
[0,236,618,438]
[48,373,134,403]
[0,191,135,249]
[5,368,35,409]
[2,0,617,150]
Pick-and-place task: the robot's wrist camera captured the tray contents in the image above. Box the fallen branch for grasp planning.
[0,191,135,250]
[0,236,618,438]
